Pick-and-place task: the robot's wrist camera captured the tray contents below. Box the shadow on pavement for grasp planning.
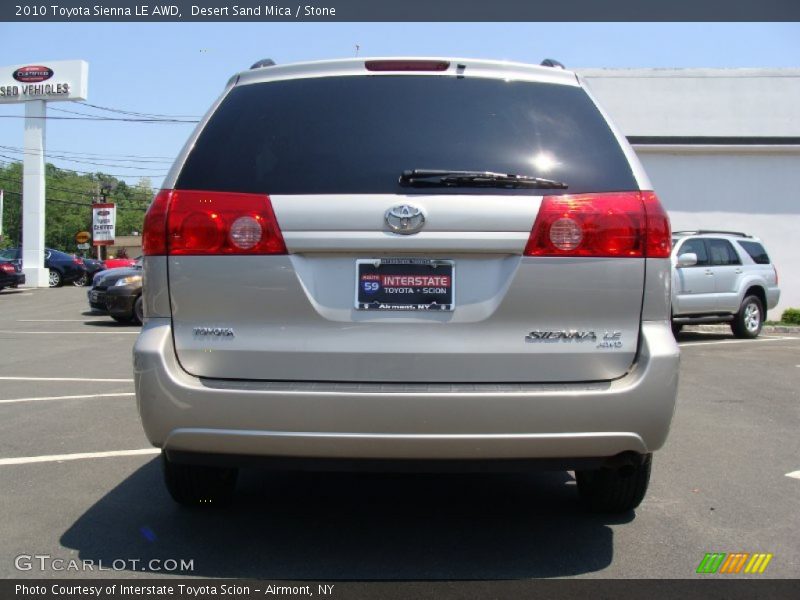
[61,459,630,579]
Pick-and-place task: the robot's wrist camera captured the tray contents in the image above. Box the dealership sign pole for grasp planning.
[0,60,88,287]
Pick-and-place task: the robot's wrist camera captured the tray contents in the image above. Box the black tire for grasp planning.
[48,269,62,287]
[73,273,89,287]
[111,314,134,323]
[576,454,652,513]
[731,295,763,339]
[133,296,144,325]
[162,451,238,507]
[671,320,683,337]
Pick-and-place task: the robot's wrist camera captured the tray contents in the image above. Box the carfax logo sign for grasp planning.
[12,65,54,83]
[696,552,773,574]
[92,203,116,246]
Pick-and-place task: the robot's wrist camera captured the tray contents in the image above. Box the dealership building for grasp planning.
[580,68,800,316]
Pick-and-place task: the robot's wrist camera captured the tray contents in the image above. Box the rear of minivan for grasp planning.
[134,58,679,512]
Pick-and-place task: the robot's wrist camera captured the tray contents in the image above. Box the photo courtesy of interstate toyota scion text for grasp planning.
[134,57,678,513]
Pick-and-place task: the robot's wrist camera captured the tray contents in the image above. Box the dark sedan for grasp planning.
[88,261,143,324]
[0,247,87,287]
[0,258,25,291]
[74,256,106,286]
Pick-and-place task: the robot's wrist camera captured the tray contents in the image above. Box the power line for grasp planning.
[0,188,147,210]
[0,114,198,123]
[0,155,167,179]
[0,144,174,161]
[0,146,171,168]
[0,171,154,207]
[77,101,201,119]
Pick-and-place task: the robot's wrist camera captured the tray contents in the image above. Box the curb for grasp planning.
[686,324,800,334]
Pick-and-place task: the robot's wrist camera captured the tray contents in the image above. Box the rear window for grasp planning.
[176,76,637,196]
[737,240,771,264]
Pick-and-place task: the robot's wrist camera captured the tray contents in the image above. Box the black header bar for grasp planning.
[3,0,800,22]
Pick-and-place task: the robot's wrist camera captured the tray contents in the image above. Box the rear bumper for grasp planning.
[766,287,780,311]
[0,273,25,287]
[134,319,679,463]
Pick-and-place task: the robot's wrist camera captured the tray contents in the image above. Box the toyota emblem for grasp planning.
[385,204,425,235]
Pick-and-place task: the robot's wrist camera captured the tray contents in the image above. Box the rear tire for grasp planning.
[73,273,89,287]
[576,454,652,513]
[731,295,763,339]
[111,314,133,323]
[162,451,238,507]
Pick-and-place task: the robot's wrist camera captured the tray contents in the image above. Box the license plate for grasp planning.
[356,258,454,311]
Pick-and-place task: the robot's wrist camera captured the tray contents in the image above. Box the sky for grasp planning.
[0,21,798,187]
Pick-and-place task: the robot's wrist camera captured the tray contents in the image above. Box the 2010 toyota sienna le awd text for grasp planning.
[134,57,679,513]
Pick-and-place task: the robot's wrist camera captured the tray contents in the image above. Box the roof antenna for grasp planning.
[250,58,276,70]
[540,58,565,69]
[355,44,360,57]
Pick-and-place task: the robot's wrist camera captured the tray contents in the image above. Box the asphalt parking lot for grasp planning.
[0,285,798,580]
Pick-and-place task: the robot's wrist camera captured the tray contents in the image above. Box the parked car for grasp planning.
[74,256,106,286]
[135,57,678,512]
[103,256,138,269]
[671,230,780,338]
[0,258,25,290]
[87,260,143,324]
[0,247,86,287]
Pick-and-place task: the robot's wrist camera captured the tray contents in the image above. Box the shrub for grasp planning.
[781,308,800,325]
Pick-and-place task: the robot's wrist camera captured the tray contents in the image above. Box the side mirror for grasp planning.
[677,253,698,268]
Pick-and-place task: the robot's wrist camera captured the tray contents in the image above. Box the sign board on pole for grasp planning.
[92,203,116,246]
[75,231,91,244]
[0,60,88,104]
[77,243,91,250]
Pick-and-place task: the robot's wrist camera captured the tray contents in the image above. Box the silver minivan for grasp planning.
[134,57,679,512]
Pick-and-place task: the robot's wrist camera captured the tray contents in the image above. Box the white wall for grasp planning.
[580,68,800,137]
[636,149,800,317]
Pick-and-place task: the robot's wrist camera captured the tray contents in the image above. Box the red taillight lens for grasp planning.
[0,263,14,274]
[642,191,671,258]
[365,60,450,72]
[142,190,287,256]
[72,257,84,265]
[524,191,671,258]
[142,190,170,256]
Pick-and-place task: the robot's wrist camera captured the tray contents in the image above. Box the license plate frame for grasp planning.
[355,258,455,311]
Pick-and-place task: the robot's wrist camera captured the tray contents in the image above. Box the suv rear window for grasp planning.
[737,240,771,264]
[176,76,637,196]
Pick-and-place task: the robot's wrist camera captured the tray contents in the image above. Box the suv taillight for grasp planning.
[143,189,287,256]
[524,191,671,258]
[0,263,14,274]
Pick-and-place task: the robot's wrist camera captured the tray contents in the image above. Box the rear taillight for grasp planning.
[72,257,84,266]
[143,190,170,256]
[0,263,14,274]
[524,191,671,258]
[365,60,450,72]
[142,189,287,256]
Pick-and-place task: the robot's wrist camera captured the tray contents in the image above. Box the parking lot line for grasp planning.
[0,448,159,467]
[786,471,800,480]
[0,376,134,382]
[17,319,108,322]
[0,392,135,405]
[678,336,799,347]
[0,330,139,335]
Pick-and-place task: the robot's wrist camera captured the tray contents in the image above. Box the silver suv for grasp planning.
[671,231,780,338]
[134,57,679,513]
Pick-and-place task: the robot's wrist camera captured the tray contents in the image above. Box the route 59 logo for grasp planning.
[361,274,381,295]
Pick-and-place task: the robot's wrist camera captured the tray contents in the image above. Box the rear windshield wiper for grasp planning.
[399,169,568,190]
